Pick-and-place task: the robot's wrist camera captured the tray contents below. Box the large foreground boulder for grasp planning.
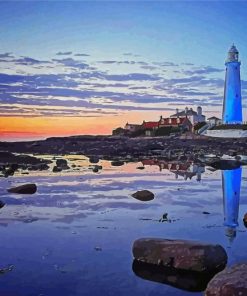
[7,183,37,194]
[131,190,154,201]
[133,238,227,273]
[205,263,247,295]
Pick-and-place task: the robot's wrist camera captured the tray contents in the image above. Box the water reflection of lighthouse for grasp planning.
[222,167,242,241]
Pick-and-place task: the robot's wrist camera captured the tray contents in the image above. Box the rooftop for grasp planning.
[208,116,221,120]
[170,109,198,117]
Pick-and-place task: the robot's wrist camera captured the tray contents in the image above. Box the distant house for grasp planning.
[170,106,205,124]
[208,116,222,126]
[159,116,193,132]
[124,123,142,133]
[142,121,159,136]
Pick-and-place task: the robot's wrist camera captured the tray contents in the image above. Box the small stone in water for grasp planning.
[136,166,145,170]
[132,190,154,201]
[0,264,14,275]
[95,247,102,251]
[159,213,170,223]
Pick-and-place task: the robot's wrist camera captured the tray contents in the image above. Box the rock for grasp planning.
[94,165,102,170]
[7,183,37,194]
[209,160,241,170]
[0,201,5,209]
[28,163,49,171]
[205,263,247,296]
[93,167,99,173]
[0,264,14,275]
[94,247,102,251]
[89,156,99,164]
[132,259,216,292]
[243,213,247,228]
[53,166,62,173]
[3,167,15,177]
[179,155,187,161]
[159,213,170,222]
[132,238,227,273]
[136,166,145,170]
[132,190,154,201]
[56,159,69,170]
[111,160,124,166]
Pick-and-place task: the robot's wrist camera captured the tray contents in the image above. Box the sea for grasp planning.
[0,155,246,296]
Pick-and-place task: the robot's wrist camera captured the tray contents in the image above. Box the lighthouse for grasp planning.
[222,44,242,124]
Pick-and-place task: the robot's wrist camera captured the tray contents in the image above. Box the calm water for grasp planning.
[0,156,246,296]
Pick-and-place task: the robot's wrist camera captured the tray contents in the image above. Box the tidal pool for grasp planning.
[0,159,246,296]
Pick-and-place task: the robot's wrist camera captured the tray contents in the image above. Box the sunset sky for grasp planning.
[1,1,247,141]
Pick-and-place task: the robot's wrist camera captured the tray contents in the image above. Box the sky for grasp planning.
[0,0,247,141]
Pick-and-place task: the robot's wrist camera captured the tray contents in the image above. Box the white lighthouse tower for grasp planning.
[222,44,242,124]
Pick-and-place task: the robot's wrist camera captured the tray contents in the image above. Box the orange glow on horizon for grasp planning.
[0,111,171,141]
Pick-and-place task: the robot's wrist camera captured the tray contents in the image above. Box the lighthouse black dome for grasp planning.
[228,44,239,54]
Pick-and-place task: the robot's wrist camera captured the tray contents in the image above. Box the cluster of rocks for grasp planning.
[0,152,51,177]
[130,190,247,294]
[1,136,246,177]
[1,136,247,165]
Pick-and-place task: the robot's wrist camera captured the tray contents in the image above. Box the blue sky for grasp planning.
[1,1,247,66]
[0,1,247,138]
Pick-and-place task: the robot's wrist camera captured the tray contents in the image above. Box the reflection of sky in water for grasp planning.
[0,161,246,296]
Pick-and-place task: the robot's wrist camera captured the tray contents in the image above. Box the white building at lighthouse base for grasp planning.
[204,128,247,138]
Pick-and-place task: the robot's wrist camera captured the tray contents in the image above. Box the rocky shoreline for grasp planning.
[0,135,246,176]
[1,134,247,159]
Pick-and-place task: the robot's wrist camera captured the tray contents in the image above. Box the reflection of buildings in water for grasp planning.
[222,168,242,242]
[141,159,205,181]
[172,164,205,181]
[142,159,243,240]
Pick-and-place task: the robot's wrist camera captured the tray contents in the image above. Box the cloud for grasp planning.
[56,51,73,56]
[74,53,90,57]
[123,52,140,57]
[0,52,14,58]
[0,52,227,118]
[15,57,51,65]
[167,88,217,97]
[52,57,90,70]
[154,61,179,67]
[0,104,119,117]
[183,66,224,75]
[182,62,194,66]
[103,73,161,81]
[97,60,117,64]
[97,60,137,65]
[140,65,159,71]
